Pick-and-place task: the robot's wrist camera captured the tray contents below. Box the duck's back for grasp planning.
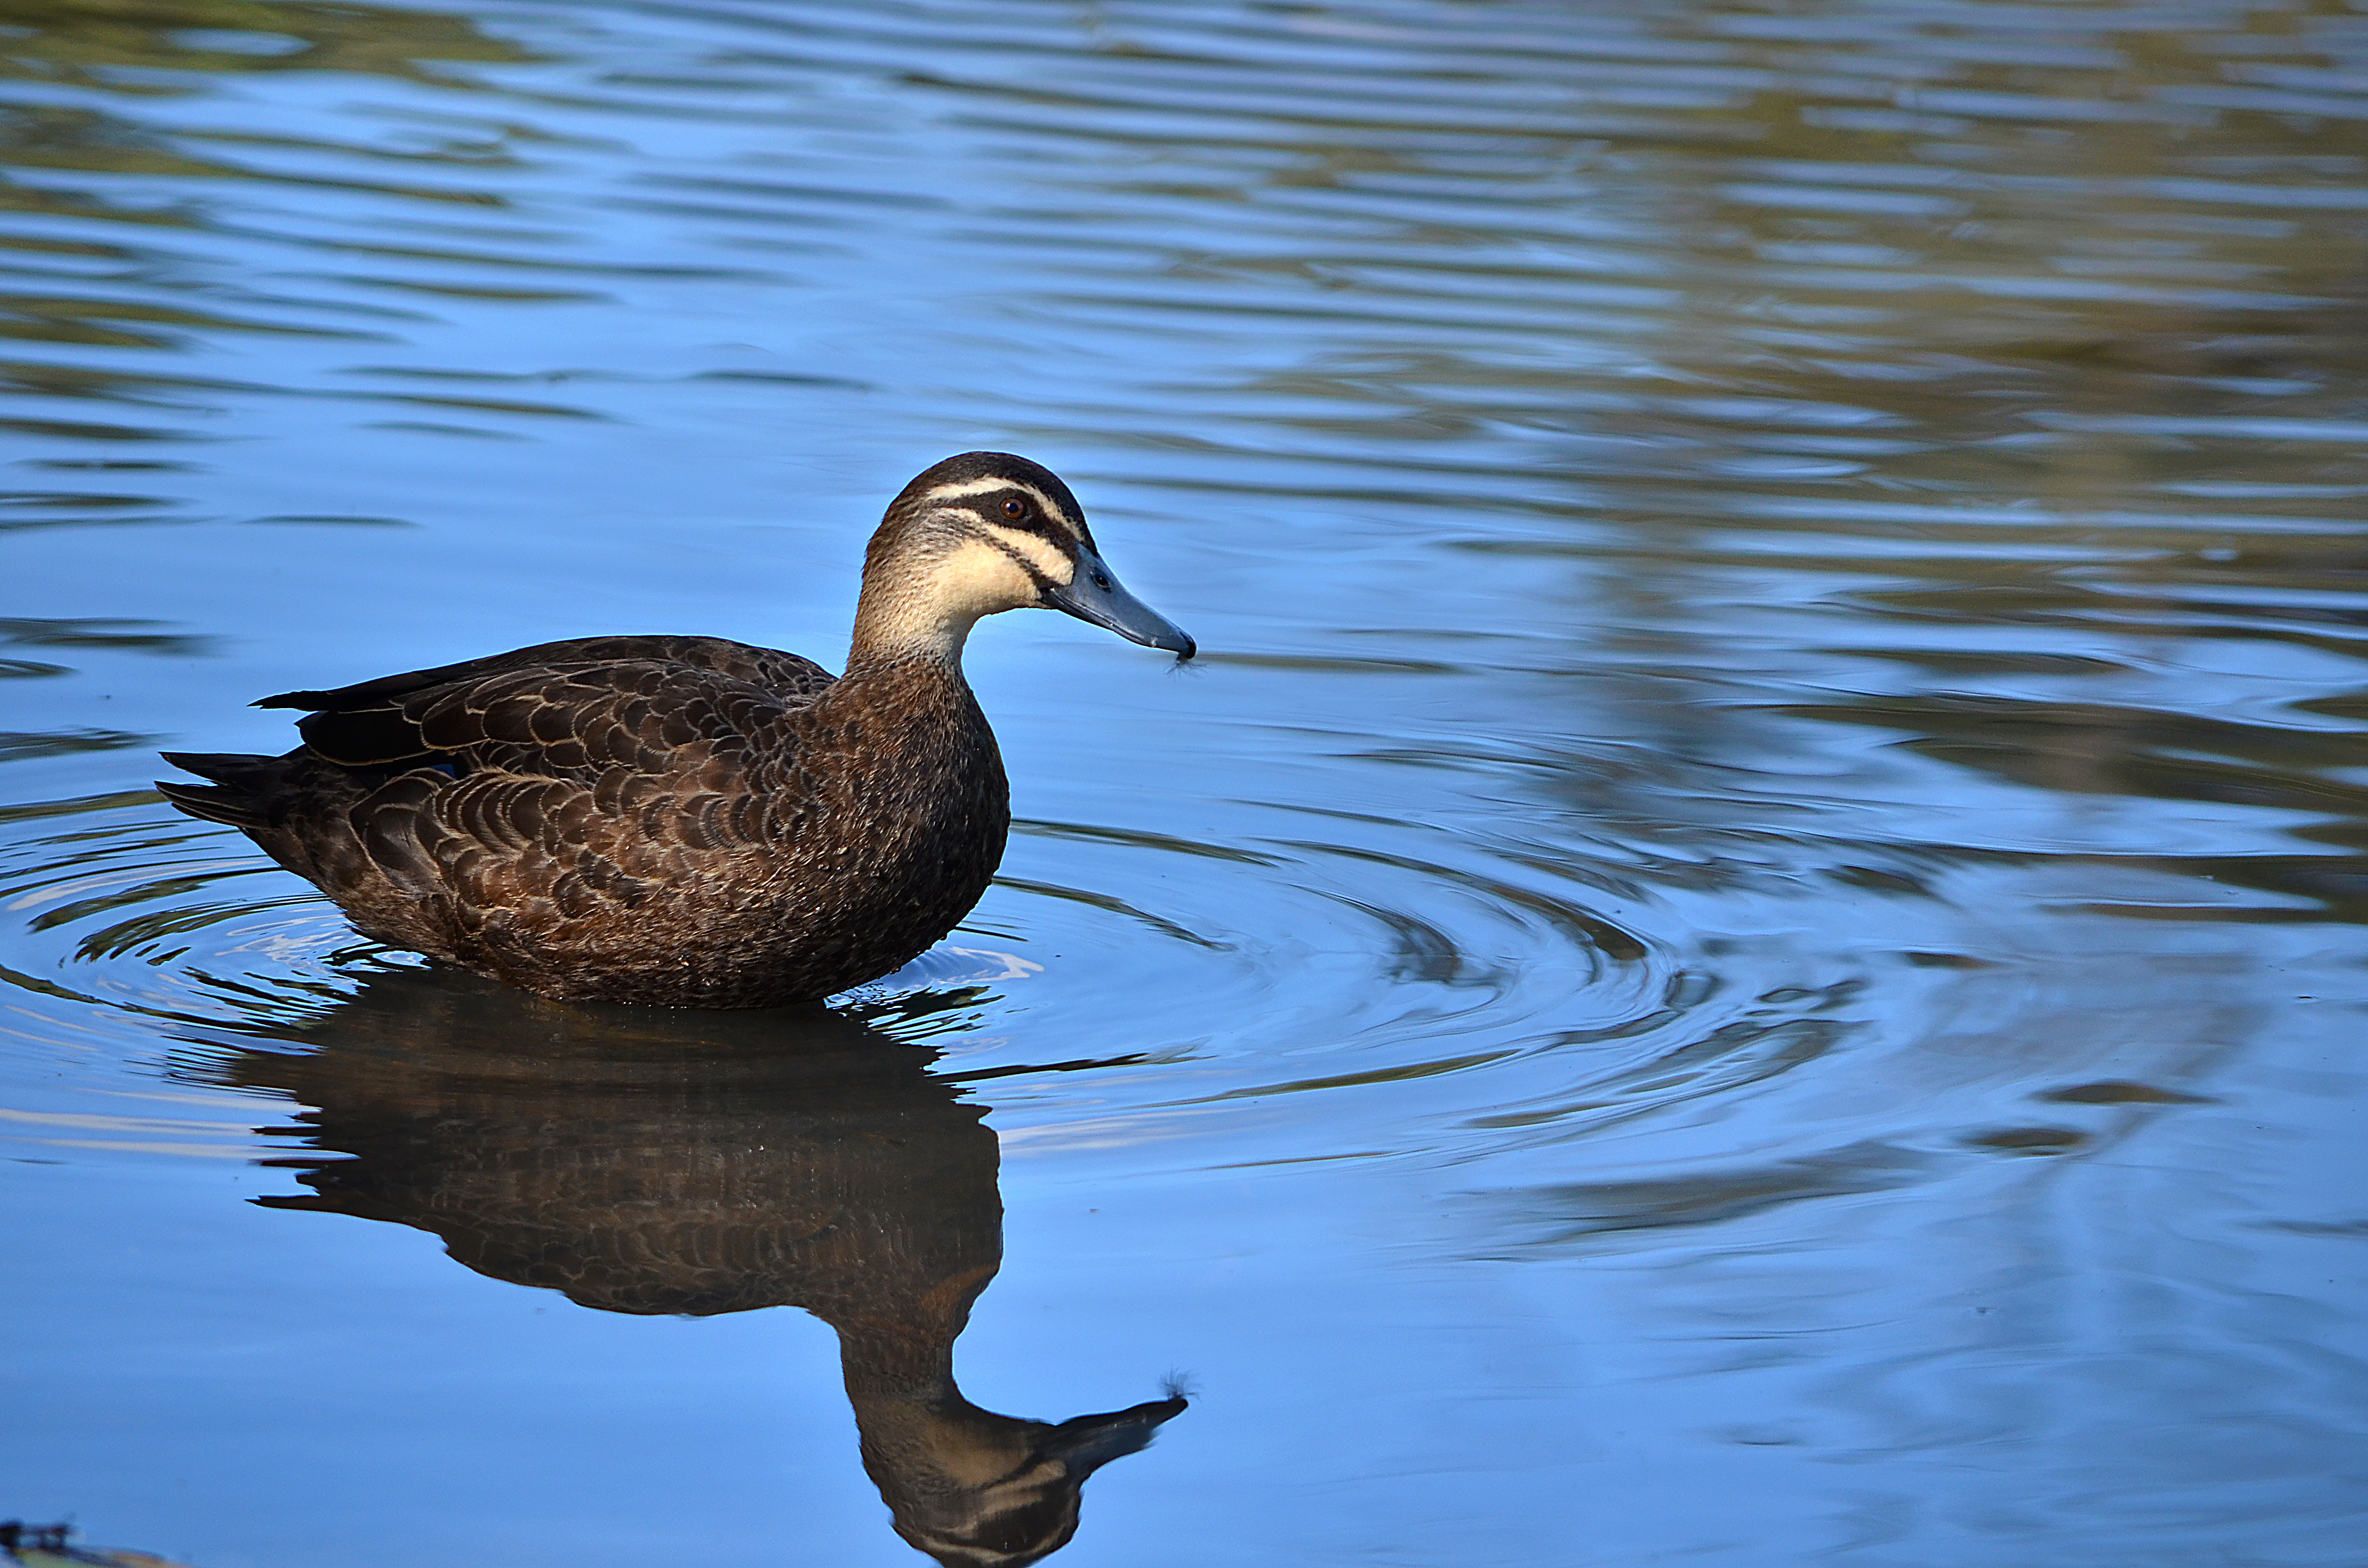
[160,635,1010,1007]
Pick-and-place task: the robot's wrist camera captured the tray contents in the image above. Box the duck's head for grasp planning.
[854,452,1195,665]
[848,1378,1190,1568]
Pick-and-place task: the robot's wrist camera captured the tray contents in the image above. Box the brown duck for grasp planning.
[157,452,1193,1008]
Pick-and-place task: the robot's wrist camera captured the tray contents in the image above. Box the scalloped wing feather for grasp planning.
[311,649,824,947]
[285,636,834,771]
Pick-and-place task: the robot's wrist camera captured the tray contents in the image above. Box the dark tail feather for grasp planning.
[253,689,335,711]
[156,779,265,827]
[158,751,285,828]
[161,750,284,785]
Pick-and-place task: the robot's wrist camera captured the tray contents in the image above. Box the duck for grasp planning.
[157,452,1194,1009]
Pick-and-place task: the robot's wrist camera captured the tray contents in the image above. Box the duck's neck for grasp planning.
[833,1321,1054,1536]
[847,571,981,674]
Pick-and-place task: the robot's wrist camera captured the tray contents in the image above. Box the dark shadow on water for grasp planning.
[1773,685,2368,923]
[180,968,1184,1568]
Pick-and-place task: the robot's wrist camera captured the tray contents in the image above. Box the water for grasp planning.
[4,0,2365,1562]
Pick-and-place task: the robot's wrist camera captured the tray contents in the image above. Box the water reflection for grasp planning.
[195,972,1183,1567]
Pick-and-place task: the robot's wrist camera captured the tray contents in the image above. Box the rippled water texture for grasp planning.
[4,1,2366,1563]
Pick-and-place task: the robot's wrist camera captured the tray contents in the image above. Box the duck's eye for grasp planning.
[1001,498,1027,520]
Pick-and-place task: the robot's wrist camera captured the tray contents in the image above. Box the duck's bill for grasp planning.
[1036,1394,1190,1475]
[1046,549,1196,659]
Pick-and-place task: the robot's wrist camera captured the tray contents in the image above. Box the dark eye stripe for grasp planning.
[973,500,1075,543]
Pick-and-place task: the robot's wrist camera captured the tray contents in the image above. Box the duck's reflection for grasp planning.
[205,969,1184,1567]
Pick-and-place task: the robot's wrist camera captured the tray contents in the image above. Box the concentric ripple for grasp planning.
[0,743,2273,1200]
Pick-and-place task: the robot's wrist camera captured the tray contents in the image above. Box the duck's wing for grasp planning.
[261,637,835,775]
[261,649,831,935]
